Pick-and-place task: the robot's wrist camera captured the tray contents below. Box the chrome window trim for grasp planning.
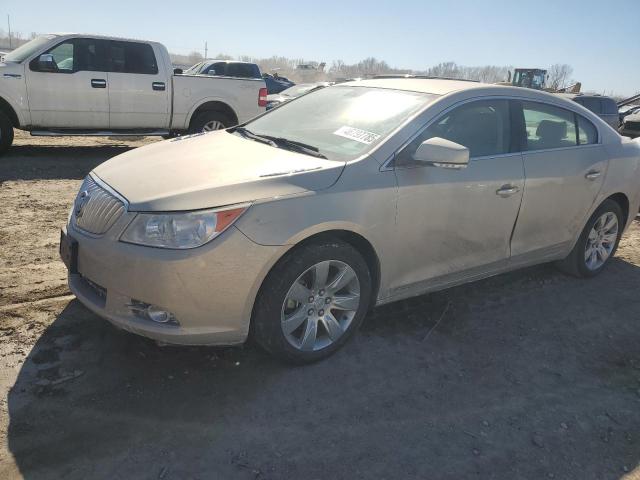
[382,94,604,172]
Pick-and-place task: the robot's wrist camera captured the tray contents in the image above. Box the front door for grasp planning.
[25,38,109,128]
[389,99,524,296]
[510,100,606,259]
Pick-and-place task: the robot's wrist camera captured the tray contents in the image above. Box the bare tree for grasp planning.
[547,64,574,90]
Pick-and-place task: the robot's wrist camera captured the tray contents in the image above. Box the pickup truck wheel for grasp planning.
[189,111,233,134]
[0,111,14,155]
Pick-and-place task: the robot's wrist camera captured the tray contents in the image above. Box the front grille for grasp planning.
[73,175,125,235]
[624,121,640,131]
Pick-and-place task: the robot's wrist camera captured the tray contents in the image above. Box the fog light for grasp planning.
[146,305,172,323]
[127,300,178,325]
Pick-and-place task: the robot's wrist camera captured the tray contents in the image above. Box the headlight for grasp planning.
[120,206,248,249]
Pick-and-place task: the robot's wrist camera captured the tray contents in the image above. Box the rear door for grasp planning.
[26,37,109,128]
[107,41,170,129]
[510,100,605,259]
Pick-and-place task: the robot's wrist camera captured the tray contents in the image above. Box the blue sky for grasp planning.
[2,0,638,96]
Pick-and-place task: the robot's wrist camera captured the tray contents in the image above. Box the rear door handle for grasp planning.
[91,78,107,88]
[152,82,166,91]
[585,170,601,180]
[496,185,520,197]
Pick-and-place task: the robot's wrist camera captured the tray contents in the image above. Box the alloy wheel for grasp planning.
[280,260,361,351]
[202,120,224,132]
[584,212,618,270]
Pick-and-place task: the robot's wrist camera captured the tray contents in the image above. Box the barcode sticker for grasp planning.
[333,126,381,145]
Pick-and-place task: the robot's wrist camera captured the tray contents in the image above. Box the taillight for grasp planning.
[258,87,268,107]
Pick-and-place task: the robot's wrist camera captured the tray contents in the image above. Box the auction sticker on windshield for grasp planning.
[333,126,381,145]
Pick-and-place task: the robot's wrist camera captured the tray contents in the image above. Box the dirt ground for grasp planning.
[1,130,640,479]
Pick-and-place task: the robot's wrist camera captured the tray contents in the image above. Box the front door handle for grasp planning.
[585,170,601,181]
[496,185,520,197]
[152,82,166,91]
[91,78,107,88]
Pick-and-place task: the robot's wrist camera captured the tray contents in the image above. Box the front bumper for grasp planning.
[65,218,284,346]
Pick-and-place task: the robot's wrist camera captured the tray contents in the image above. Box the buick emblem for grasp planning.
[75,190,90,218]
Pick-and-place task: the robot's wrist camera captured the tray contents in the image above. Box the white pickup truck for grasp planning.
[0,33,268,154]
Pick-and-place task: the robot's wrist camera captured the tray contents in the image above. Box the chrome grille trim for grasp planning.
[73,175,125,235]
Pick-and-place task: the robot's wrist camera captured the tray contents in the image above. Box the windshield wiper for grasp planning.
[232,127,277,147]
[260,136,327,159]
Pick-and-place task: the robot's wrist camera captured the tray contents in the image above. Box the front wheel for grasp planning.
[252,239,372,364]
[557,199,624,277]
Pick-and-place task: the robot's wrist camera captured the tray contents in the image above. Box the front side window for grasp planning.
[395,99,512,165]
[30,38,107,73]
[109,41,158,74]
[522,101,577,151]
[243,86,436,161]
[204,63,226,75]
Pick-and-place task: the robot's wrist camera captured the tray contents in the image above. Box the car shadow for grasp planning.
[6,258,640,479]
[0,145,138,182]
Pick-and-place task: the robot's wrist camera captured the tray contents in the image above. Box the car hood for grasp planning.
[625,112,640,122]
[93,131,345,211]
[266,94,288,102]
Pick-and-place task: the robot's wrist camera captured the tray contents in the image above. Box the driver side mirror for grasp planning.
[37,53,57,72]
[412,137,469,169]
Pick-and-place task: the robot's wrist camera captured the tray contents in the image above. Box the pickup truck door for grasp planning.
[106,41,170,129]
[25,38,110,128]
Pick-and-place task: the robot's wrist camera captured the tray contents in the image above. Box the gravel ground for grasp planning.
[1,130,640,479]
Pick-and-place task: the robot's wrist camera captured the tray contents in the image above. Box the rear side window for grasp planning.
[395,99,511,165]
[226,63,260,78]
[109,41,158,74]
[577,115,598,144]
[601,98,618,115]
[522,102,577,151]
[574,97,601,114]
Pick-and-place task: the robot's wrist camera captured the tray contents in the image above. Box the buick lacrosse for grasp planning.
[61,78,640,363]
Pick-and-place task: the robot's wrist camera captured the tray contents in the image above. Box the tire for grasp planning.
[188,111,234,134]
[557,199,624,277]
[252,239,372,364]
[0,111,14,155]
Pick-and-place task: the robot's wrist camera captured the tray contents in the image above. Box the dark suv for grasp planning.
[185,60,261,79]
[559,94,619,129]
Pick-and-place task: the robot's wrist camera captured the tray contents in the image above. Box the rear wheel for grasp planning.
[0,111,14,155]
[557,199,624,277]
[188,111,234,134]
[252,239,372,364]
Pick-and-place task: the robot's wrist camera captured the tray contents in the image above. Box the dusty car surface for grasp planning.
[60,78,640,363]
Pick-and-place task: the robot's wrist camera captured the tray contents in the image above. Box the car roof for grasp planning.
[346,78,483,95]
[203,59,257,65]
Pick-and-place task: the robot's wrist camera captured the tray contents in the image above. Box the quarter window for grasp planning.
[395,99,511,165]
[109,41,158,74]
[522,102,577,151]
[577,115,598,145]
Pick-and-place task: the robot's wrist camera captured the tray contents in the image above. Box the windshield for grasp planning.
[282,84,324,97]
[243,86,436,161]
[4,35,57,63]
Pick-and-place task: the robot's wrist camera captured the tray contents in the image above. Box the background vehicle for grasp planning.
[0,34,268,154]
[61,79,640,363]
[262,73,295,94]
[557,93,620,128]
[620,110,640,138]
[265,82,332,109]
[184,59,261,79]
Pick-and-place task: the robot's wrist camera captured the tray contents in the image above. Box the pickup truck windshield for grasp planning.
[4,35,57,63]
[243,86,436,161]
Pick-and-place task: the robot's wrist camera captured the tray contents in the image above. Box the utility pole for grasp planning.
[7,15,12,49]
[204,41,208,60]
